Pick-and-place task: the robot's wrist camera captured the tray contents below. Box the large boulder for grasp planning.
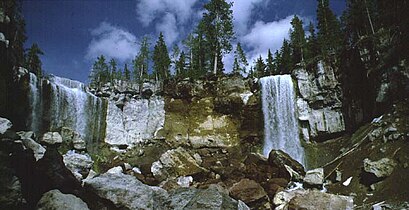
[36,189,89,210]
[151,147,207,181]
[83,172,168,210]
[268,150,305,179]
[0,117,12,135]
[274,189,353,210]
[167,186,250,210]
[303,168,324,189]
[229,178,269,207]
[19,135,46,161]
[63,151,93,181]
[41,132,63,145]
[363,158,396,178]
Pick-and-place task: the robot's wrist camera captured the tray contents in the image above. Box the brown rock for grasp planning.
[229,178,267,203]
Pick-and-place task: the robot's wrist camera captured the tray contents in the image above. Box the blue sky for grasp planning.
[23,0,346,82]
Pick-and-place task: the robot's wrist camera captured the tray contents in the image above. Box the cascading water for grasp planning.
[260,75,305,165]
[27,74,105,151]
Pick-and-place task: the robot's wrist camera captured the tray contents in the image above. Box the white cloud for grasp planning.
[230,0,265,35]
[241,15,294,64]
[136,0,198,26]
[86,22,139,62]
[155,13,179,46]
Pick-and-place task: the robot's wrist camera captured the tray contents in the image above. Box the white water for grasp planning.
[260,75,305,165]
[28,74,104,149]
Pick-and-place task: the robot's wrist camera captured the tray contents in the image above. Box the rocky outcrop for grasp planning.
[293,61,345,141]
[17,131,46,161]
[303,168,324,189]
[274,189,354,210]
[36,189,89,210]
[363,158,396,178]
[41,132,63,145]
[229,178,269,207]
[105,96,165,146]
[0,117,12,134]
[60,127,86,150]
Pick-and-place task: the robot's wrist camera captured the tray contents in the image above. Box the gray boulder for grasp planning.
[303,168,324,188]
[0,117,12,135]
[36,189,89,210]
[41,132,63,145]
[83,172,168,210]
[274,189,353,210]
[63,151,93,181]
[363,158,396,178]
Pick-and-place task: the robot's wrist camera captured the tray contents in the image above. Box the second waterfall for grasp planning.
[260,75,305,165]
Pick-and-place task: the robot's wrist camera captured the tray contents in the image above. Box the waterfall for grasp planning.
[27,74,105,150]
[260,75,305,165]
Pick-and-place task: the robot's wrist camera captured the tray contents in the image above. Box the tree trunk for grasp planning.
[213,51,218,75]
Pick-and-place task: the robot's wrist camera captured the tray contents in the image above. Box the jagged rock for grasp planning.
[20,136,46,161]
[177,176,193,188]
[151,147,207,181]
[60,127,86,150]
[36,189,89,210]
[63,151,93,181]
[167,187,250,210]
[41,132,63,145]
[229,178,268,204]
[303,168,324,188]
[274,189,353,210]
[0,32,9,48]
[106,166,123,174]
[0,117,12,135]
[268,150,305,179]
[84,172,168,210]
[363,158,397,178]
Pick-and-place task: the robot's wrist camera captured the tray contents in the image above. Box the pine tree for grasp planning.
[200,0,235,75]
[290,15,306,66]
[254,56,266,78]
[171,45,180,76]
[265,49,275,75]
[137,36,150,80]
[109,58,117,81]
[89,55,108,87]
[124,63,131,81]
[25,43,44,77]
[316,0,343,58]
[279,39,293,74]
[306,22,319,71]
[176,51,186,78]
[232,42,248,74]
[152,32,171,81]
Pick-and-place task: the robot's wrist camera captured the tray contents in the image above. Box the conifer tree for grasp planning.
[290,15,306,66]
[152,32,171,80]
[316,0,343,57]
[176,51,186,78]
[25,43,44,77]
[136,36,150,80]
[265,49,275,75]
[254,56,266,78]
[232,42,248,74]
[109,58,117,81]
[124,63,131,81]
[200,0,235,75]
[279,39,293,74]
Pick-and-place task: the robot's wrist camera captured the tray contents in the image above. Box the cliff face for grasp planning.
[293,61,346,142]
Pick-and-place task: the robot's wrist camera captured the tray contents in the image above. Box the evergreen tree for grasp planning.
[305,22,319,71]
[273,50,281,74]
[152,32,171,80]
[89,55,108,87]
[278,39,293,74]
[25,43,44,77]
[109,58,117,81]
[137,36,150,80]
[200,0,235,75]
[176,51,186,78]
[124,63,131,81]
[254,56,266,78]
[316,0,343,58]
[171,45,180,76]
[290,15,306,66]
[265,49,275,75]
[232,42,248,74]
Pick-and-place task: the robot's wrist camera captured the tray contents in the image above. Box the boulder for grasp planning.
[151,147,207,181]
[229,178,268,204]
[167,187,250,210]
[21,136,46,161]
[63,151,93,181]
[274,189,353,210]
[303,168,324,188]
[60,127,87,150]
[36,189,89,210]
[0,117,12,135]
[268,150,305,178]
[363,158,396,178]
[41,132,63,145]
[83,172,168,210]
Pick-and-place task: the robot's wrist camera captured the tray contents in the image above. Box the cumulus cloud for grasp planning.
[86,22,139,62]
[241,15,294,63]
[230,0,265,35]
[136,0,198,26]
[155,13,179,46]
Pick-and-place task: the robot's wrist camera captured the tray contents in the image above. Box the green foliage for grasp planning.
[254,56,266,78]
[133,36,150,81]
[176,51,187,78]
[265,49,275,75]
[232,42,248,74]
[278,39,293,74]
[200,0,235,74]
[109,58,117,81]
[152,32,171,80]
[290,15,306,66]
[89,55,109,87]
[124,63,130,81]
[25,43,44,77]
